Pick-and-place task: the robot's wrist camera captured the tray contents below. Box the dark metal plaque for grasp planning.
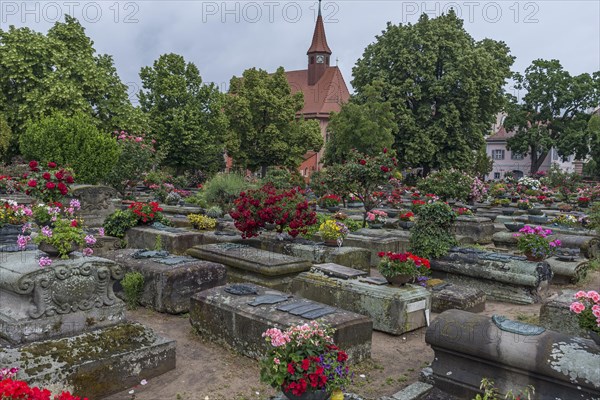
[301,307,336,320]
[132,249,170,259]
[276,301,313,312]
[492,315,545,336]
[224,284,259,296]
[360,277,388,285]
[248,295,289,307]
[155,257,191,265]
[287,304,324,316]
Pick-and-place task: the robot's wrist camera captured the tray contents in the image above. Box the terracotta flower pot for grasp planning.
[384,274,413,286]
[323,239,342,247]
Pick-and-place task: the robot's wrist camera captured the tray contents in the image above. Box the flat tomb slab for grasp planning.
[539,290,586,337]
[125,225,207,255]
[0,251,125,344]
[187,243,311,291]
[189,284,372,362]
[111,249,227,314]
[0,323,176,400]
[430,283,486,313]
[290,271,430,335]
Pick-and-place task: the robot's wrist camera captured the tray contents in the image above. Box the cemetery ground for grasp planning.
[104,268,600,400]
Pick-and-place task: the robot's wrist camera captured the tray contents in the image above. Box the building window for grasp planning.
[511,152,524,160]
[492,150,505,160]
[494,172,501,179]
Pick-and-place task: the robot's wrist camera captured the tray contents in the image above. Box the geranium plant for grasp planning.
[517,199,532,210]
[398,211,415,222]
[455,207,473,216]
[513,225,561,260]
[128,201,164,224]
[377,251,430,283]
[569,290,600,335]
[21,160,74,203]
[1,367,87,400]
[366,210,387,225]
[320,194,341,208]
[578,197,591,207]
[259,321,351,397]
[319,219,349,241]
[0,199,32,227]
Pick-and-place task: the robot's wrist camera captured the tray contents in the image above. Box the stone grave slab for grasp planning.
[189,283,372,362]
[0,251,125,344]
[312,263,368,279]
[539,290,585,337]
[290,269,430,335]
[426,310,600,400]
[430,283,486,313]
[453,216,495,245]
[125,224,206,255]
[341,233,409,266]
[0,322,176,399]
[493,231,599,260]
[545,256,589,284]
[110,249,227,314]
[70,185,117,227]
[187,243,311,291]
[430,248,553,304]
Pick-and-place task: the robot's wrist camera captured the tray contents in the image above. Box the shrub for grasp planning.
[20,112,120,184]
[187,214,217,230]
[409,201,457,259]
[206,205,223,218]
[0,113,11,163]
[102,209,139,238]
[586,202,600,235]
[203,173,254,210]
[264,167,305,189]
[121,271,144,310]
[416,170,472,201]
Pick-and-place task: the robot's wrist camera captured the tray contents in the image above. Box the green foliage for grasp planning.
[153,234,163,251]
[352,11,514,172]
[505,59,600,174]
[225,67,323,175]
[0,113,11,162]
[583,114,600,178]
[416,170,472,201]
[0,17,135,158]
[206,205,223,219]
[20,112,120,184]
[139,53,228,175]
[409,202,457,259]
[202,173,254,210]
[324,82,397,165]
[301,213,361,239]
[187,214,217,230]
[541,163,580,201]
[588,202,600,235]
[102,209,139,238]
[121,271,144,310]
[33,218,87,259]
[264,167,305,190]
[473,378,535,400]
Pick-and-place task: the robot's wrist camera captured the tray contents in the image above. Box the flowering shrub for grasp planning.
[469,176,487,203]
[517,199,532,210]
[187,214,217,230]
[259,322,350,396]
[0,199,32,227]
[22,161,74,203]
[377,251,430,284]
[0,367,87,400]
[366,210,387,224]
[416,170,472,202]
[570,290,600,334]
[319,219,349,241]
[128,202,164,224]
[320,194,341,208]
[230,184,317,239]
[551,214,578,227]
[387,189,404,208]
[517,177,541,191]
[513,225,561,260]
[398,211,415,222]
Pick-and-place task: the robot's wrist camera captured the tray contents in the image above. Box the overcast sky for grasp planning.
[1,1,598,103]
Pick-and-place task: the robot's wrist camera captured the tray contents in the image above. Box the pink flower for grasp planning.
[17,234,30,249]
[85,235,97,245]
[570,301,586,314]
[587,291,600,303]
[274,358,280,365]
[83,247,94,257]
[41,226,53,237]
[592,305,600,318]
[38,257,53,267]
[135,137,143,142]
[69,199,81,210]
[98,227,105,236]
[575,290,588,299]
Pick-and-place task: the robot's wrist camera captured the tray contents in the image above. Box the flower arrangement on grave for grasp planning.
[468,176,487,203]
[187,214,217,230]
[551,214,578,227]
[411,199,426,212]
[0,199,32,228]
[320,194,342,208]
[513,225,561,261]
[517,177,541,192]
[1,367,87,400]
[455,207,473,216]
[569,290,600,335]
[259,321,351,399]
[377,251,430,285]
[21,161,74,203]
[17,199,99,264]
[230,183,316,239]
[366,210,387,225]
[577,196,591,207]
[517,199,532,210]
[319,219,349,241]
[387,189,404,208]
[128,201,164,224]
[398,211,415,222]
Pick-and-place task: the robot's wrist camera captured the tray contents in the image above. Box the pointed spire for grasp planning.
[307,0,331,55]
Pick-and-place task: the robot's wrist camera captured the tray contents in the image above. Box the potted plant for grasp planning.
[260,321,351,400]
[517,199,532,211]
[0,366,87,399]
[319,219,349,247]
[578,196,591,208]
[0,199,32,243]
[377,251,430,286]
[513,225,561,261]
[455,207,473,216]
[398,211,415,230]
[320,194,342,212]
[21,160,74,204]
[366,210,387,228]
[569,290,600,345]
[551,214,578,228]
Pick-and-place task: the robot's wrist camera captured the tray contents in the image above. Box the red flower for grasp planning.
[42,172,51,180]
[29,160,38,170]
[55,171,64,181]
[48,161,57,168]
[66,175,74,184]
[46,182,56,190]
[71,220,78,227]
[359,159,366,165]
[337,350,348,362]
[380,166,389,173]
[58,182,68,195]
[287,363,295,375]
[301,358,310,371]
[383,148,388,153]
[28,179,37,188]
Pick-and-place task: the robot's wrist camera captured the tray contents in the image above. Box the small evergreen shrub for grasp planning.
[121,271,144,310]
[206,205,223,218]
[203,173,253,210]
[102,209,139,238]
[416,170,472,201]
[409,201,457,259]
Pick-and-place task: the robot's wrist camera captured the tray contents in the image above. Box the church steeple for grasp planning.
[307,0,331,86]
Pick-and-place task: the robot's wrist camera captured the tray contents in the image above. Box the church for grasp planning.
[284,1,350,178]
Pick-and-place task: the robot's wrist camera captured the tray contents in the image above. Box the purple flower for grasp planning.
[38,257,53,267]
[16,234,30,249]
[98,227,105,236]
[41,226,53,237]
[84,235,96,245]
[69,199,81,210]
[83,247,93,257]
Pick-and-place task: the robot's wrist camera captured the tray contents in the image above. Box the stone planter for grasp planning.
[384,274,413,286]
[504,222,524,232]
[38,241,79,257]
[347,202,363,209]
[0,223,23,245]
[327,206,341,213]
[398,221,414,230]
[501,207,515,216]
[369,223,383,229]
[323,239,342,247]
[528,215,548,224]
[281,388,329,400]
[527,207,544,216]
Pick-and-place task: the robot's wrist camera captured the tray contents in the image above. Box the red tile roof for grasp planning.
[285,67,350,117]
[307,14,331,54]
[486,126,514,141]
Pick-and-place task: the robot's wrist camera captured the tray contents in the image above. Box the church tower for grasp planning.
[307,0,332,86]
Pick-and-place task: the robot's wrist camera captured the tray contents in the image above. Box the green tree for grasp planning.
[505,60,600,174]
[324,82,397,165]
[20,112,120,184]
[583,114,600,178]
[225,67,323,176]
[352,11,514,174]
[0,16,136,156]
[0,113,11,162]
[139,53,228,176]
